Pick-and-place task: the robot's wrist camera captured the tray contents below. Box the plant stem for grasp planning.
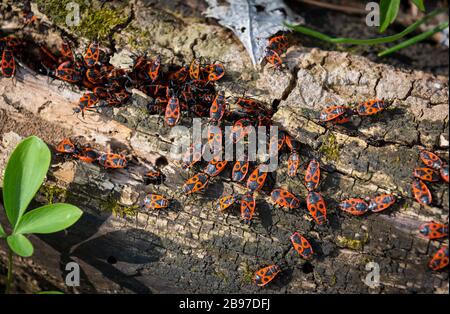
[5,249,13,294]
[285,8,448,45]
[295,0,366,15]
[378,21,449,57]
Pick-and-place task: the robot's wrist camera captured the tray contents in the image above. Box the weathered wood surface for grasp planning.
[0,0,449,293]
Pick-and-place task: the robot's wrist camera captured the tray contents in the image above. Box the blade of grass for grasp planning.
[378,21,449,57]
[411,0,425,12]
[0,223,6,238]
[5,249,13,294]
[379,0,400,33]
[285,8,447,45]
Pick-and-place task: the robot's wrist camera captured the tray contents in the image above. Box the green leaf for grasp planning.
[0,223,6,238]
[37,291,64,294]
[7,234,34,257]
[411,0,425,12]
[379,0,400,33]
[3,136,51,228]
[15,203,83,235]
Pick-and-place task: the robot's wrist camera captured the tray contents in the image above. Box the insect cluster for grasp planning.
[338,194,396,216]
[412,149,448,206]
[36,38,227,122]
[180,98,276,222]
[319,100,391,125]
[213,100,399,285]
[3,20,448,289]
[264,35,289,69]
[42,34,450,285]
[56,137,167,209]
[253,230,314,286]
[56,138,127,169]
[420,221,448,271]
[252,159,326,286]
[187,132,304,223]
[412,149,449,270]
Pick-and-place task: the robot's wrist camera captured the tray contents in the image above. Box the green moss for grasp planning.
[190,266,200,272]
[240,262,254,284]
[117,26,152,51]
[215,270,228,283]
[340,238,362,250]
[319,132,340,162]
[360,257,372,266]
[301,108,317,119]
[363,232,369,243]
[77,8,128,41]
[313,270,322,284]
[337,233,369,251]
[100,197,138,218]
[36,0,88,25]
[40,184,67,205]
[36,0,129,42]
[329,274,337,286]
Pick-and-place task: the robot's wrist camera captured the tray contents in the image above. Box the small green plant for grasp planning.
[100,196,138,218]
[286,1,448,57]
[240,262,254,284]
[0,136,83,294]
[319,132,339,162]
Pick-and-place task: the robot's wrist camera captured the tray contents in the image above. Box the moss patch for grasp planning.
[240,262,254,284]
[215,269,228,283]
[36,0,129,42]
[39,184,67,205]
[300,107,317,120]
[336,233,369,251]
[100,197,138,218]
[329,274,337,286]
[319,132,340,161]
[115,26,153,51]
[190,266,200,272]
[77,8,129,41]
[36,0,89,25]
